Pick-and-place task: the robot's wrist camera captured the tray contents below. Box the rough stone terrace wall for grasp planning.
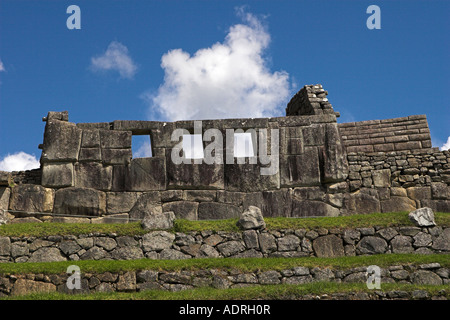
[0,84,449,223]
[0,225,448,264]
[1,263,448,297]
[338,115,432,153]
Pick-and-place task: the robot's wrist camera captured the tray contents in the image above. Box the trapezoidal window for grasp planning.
[183,134,204,159]
[132,134,152,158]
[234,132,255,158]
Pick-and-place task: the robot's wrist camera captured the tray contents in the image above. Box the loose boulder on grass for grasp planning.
[236,206,266,230]
[408,207,436,227]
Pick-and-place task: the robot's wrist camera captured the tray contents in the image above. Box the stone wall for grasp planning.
[1,263,448,297]
[0,84,449,223]
[338,115,432,153]
[0,225,448,263]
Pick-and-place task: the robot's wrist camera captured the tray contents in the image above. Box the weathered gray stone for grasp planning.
[312,235,345,257]
[58,240,81,256]
[74,162,113,191]
[408,207,436,227]
[381,197,416,213]
[343,190,380,215]
[0,236,11,256]
[116,271,136,291]
[431,182,449,200]
[224,162,279,192]
[198,202,241,220]
[291,199,339,217]
[376,227,398,241]
[28,247,67,262]
[372,169,391,188]
[278,235,300,251]
[100,130,132,149]
[321,123,348,183]
[162,201,197,220]
[413,232,433,247]
[216,241,245,257]
[41,120,82,162]
[79,246,108,260]
[142,231,175,252]
[0,187,10,211]
[9,184,55,213]
[159,248,190,260]
[258,271,281,285]
[126,157,166,191]
[280,147,321,187]
[106,192,139,214]
[53,187,106,216]
[141,211,176,230]
[129,192,162,220]
[236,206,265,230]
[356,236,388,254]
[11,279,56,296]
[411,270,443,285]
[258,233,277,253]
[111,246,144,260]
[391,235,414,253]
[94,237,117,251]
[41,162,74,188]
[431,228,450,251]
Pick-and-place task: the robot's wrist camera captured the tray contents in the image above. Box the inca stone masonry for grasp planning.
[0,84,449,223]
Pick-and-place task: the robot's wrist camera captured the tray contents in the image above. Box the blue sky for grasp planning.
[0,0,449,170]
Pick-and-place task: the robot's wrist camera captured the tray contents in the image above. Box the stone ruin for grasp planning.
[0,84,449,224]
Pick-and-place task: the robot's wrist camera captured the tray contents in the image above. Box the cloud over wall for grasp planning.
[144,9,292,121]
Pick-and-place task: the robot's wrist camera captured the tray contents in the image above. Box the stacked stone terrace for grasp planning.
[0,84,448,224]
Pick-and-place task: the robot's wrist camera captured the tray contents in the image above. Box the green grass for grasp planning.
[3,282,449,300]
[0,212,448,237]
[1,254,448,276]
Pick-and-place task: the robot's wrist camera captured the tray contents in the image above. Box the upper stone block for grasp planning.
[41,120,82,162]
[286,84,337,117]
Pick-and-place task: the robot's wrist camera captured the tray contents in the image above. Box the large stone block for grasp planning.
[280,147,321,187]
[41,162,74,188]
[260,189,292,217]
[0,187,11,211]
[74,162,113,191]
[321,123,348,183]
[162,201,198,220]
[126,157,166,191]
[53,187,106,216]
[291,199,340,217]
[9,184,55,213]
[372,169,391,188]
[312,235,345,257]
[128,192,162,220]
[106,192,140,214]
[224,163,279,192]
[431,182,449,200]
[166,150,224,190]
[102,149,132,165]
[41,120,82,162]
[343,190,380,215]
[380,196,416,213]
[81,129,100,148]
[99,130,132,149]
[198,202,241,220]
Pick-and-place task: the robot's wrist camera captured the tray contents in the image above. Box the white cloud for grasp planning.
[144,9,292,121]
[0,152,40,172]
[0,59,4,72]
[441,136,450,151]
[90,41,137,79]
